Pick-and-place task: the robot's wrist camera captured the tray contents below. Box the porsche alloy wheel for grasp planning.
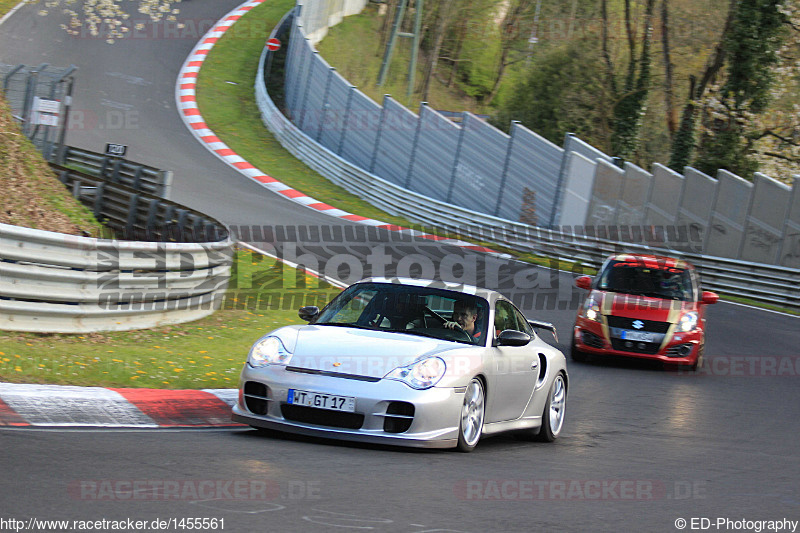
[456,378,485,452]
[537,373,566,442]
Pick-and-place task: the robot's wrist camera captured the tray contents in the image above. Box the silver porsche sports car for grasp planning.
[232,278,568,451]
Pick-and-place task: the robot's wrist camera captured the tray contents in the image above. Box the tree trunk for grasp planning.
[661,0,677,137]
[601,0,617,95]
[419,0,455,101]
[668,0,736,168]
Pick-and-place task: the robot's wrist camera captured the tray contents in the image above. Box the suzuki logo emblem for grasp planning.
[632,320,645,329]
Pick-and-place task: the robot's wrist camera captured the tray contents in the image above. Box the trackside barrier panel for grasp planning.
[256,43,799,311]
[256,2,798,310]
[271,0,799,268]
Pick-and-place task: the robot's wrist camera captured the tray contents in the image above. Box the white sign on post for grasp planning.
[32,97,60,126]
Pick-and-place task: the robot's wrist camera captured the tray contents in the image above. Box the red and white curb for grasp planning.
[0,383,241,428]
[174,0,495,255]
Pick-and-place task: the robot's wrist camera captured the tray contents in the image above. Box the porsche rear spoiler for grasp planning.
[528,320,558,343]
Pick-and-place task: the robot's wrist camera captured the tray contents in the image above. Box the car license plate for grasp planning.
[287,389,356,412]
[621,330,655,342]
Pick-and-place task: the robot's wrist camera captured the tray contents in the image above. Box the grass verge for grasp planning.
[0,249,342,388]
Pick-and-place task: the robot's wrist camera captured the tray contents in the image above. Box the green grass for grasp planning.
[0,0,18,14]
[0,249,342,388]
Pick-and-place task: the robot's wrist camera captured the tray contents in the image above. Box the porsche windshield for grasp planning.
[315,283,489,345]
[597,260,694,301]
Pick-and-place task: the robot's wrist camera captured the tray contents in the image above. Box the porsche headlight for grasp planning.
[677,312,698,333]
[385,357,446,389]
[248,336,293,367]
[584,297,601,322]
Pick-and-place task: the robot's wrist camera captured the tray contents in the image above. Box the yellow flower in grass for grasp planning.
[174,368,184,373]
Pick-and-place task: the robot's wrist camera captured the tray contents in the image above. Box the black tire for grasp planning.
[535,373,567,442]
[570,339,588,363]
[455,378,485,452]
[690,344,705,371]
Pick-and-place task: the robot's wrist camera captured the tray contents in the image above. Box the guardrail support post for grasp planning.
[93,183,106,221]
[125,194,140,240]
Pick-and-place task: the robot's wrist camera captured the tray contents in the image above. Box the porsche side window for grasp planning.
[511,305,533,335]
[494,301,518,335]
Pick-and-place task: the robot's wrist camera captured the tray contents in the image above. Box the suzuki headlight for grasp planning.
[677,312,698,333]
[584,297,601,322]
[385,357,446,389]
[248,336,293,367]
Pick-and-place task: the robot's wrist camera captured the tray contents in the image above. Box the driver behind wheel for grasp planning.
[444,300,482,342]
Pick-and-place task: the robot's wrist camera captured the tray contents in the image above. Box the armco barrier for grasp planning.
[62,146,173,199]
[0,224,233,332]
[53,164,223,243]
[255,15,800,312]
[0,167,233,333]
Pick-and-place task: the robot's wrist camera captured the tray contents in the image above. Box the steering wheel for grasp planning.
[444,321,474,342]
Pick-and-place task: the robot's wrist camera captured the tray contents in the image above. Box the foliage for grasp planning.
[490,39,608,147]
[670,0,795,179]
[607,0,655,161]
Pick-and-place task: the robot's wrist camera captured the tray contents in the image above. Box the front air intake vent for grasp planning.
[383,402,415,433]
[243,381,270,415]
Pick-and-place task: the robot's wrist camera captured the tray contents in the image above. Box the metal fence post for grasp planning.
[369,95,390,174]
[404,101,427,188]
[55,74,75,164]
[494,120,519,216]
[317,67,335,143]
[337,85,355,156]
[548,132,574,228]
[288,32,309,119]
[446,112,468,203]
[298,50,318,131]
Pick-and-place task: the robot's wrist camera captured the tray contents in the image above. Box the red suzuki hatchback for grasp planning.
[572,254,719,370]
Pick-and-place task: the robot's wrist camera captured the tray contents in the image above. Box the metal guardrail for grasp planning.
[62,146,173,199]
[53,164,222,243]
[255,24,800,312]
[0,167,233,333]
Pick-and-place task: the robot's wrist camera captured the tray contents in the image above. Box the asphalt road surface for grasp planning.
[1,2,799,532]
